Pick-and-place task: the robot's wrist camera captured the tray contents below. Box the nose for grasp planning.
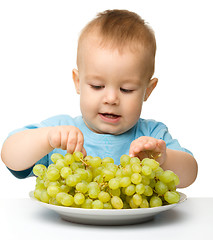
[103,88,120,105]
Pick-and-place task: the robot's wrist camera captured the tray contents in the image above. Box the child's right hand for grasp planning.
[47,126,86,156]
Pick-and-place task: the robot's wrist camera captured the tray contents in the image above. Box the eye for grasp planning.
[90,85,104,90]
[120,88,134,93]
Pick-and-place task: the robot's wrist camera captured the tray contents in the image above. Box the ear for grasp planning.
[144,78,158,101]
[72,68,80,94]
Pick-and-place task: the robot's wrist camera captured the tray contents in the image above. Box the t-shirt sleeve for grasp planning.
[5,115,73,179]
[149,121,193,156]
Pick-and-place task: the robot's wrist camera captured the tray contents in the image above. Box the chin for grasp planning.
[98,127,125,135]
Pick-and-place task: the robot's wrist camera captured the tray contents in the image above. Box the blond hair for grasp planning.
[77,9,156,79]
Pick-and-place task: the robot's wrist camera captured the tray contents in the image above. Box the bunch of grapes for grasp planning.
[33,152,180,209]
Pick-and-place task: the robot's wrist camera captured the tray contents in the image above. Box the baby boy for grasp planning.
[1,9,198,187]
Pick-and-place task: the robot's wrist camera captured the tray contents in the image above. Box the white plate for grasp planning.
[29,191,186,225]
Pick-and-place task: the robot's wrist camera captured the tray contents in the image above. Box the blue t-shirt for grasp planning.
[7,115,192,179]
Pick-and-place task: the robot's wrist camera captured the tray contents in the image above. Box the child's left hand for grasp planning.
[129,136,167,165]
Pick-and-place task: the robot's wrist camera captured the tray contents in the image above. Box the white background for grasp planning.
[0,0,212,198]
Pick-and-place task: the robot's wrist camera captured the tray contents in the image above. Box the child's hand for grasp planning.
[47,126,86,156]
[129,136,166,165]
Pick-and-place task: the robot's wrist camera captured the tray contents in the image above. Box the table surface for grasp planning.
[0,197,212,240]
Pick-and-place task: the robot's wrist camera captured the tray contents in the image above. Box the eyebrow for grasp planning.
[84,75,105,81]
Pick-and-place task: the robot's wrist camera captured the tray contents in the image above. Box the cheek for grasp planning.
[123,95,143,115]
[80,88,98,115]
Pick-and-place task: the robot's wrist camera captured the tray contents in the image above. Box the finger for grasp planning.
[81,147,87,158]
[133,138,153,153]
[143,141,157,150]
[66,131,78,153]
[156,139,166,154]
[129,140,148,157]
[60,130,69,150]
[74,131,84,153]
[48,130,61,149]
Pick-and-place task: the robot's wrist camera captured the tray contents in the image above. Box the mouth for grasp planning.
[100,113,121,118]
[99,113,121,123]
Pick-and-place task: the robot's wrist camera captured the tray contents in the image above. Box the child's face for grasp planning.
[73,35,157,135]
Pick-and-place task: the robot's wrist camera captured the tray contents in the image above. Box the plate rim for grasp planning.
[29,190,187,215]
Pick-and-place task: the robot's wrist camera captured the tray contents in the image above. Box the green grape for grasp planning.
[115,168,123,177]
[102,157,114,166]
[76,182,88,193]
[98,191,111,203]
[109,188,121,197]
[101,169,114,181]
[40,190,51,203]
[92,200,104,209]
[66,174,79,186]
[85,169,93,182]
[61,193,74,207]
[64,153,75,165]
[141,165,152,176]
[93,174,104,183]
[46,168,60,181]
[74,193,85,205]
[131,173,142,184]
[35,179,45,189]
[174,174,180,186]
[167,180,176,191]
[164,191,180,204]
[103,202,113,209]
[56,192,67,204]
[81,198,93,209]
[129,198,138,209]
[73,152,84,162]
[119,176,131,187]
[55,159,66,170]
[88,187,100,199]
[51,153,64,163]
[47,185,61,198]
[143,185,153,196]
[125,184,136,196]
[88,157,102,168]
[34,188,42,200]
[105,163,118,175]
[150,196,162,207]
[111,196,123,209]
[33,153,181,209]
[142,158,159,170]
[135,183,145,194]
[131,163,141,173]
[60,167,72,179]
[159,170,176,183]
[121,164,132,176]
[75,168,88,180]
[132,194,142,206]
[92,166,103,178]
[149,178,156,188]
[70,162,79,171]
[33,164,46,179]
[120,154,131,167]
[48,181,60,187]
[87,181,99,190]
[140,198,149,208]
[130,157,140,165]
[109,178,120,189]
[141,175,150,185]
[84,155,93,163]
[49,198,60,206]
[155,167,164,178]
[60,184,71,193]
[155,181,168,195]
